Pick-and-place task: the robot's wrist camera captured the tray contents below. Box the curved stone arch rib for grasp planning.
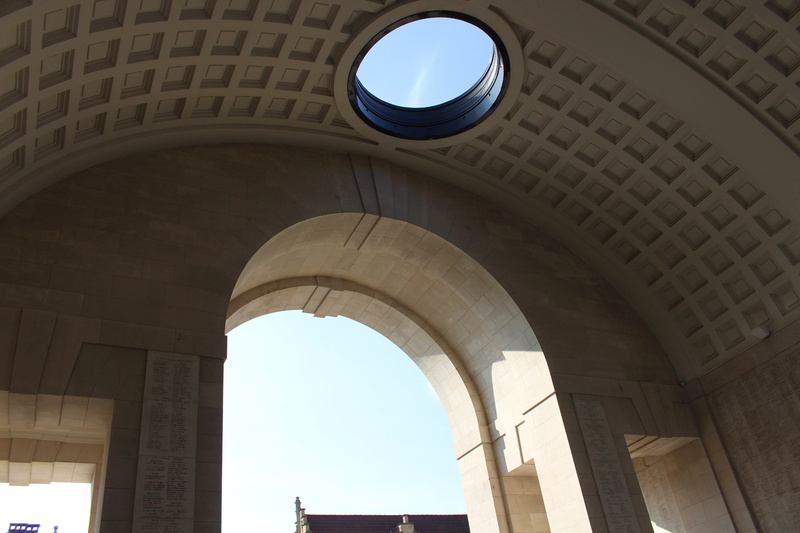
[226,213,557,453]
[225,213,575,533]
[227,274,492,459]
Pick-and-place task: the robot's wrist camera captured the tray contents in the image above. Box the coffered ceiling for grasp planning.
[1,0,799,382]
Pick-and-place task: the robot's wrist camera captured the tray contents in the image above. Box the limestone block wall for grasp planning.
[500,473,549,533]
[0,143,791,531]
[697,324,800,533]
[634,439,738,532]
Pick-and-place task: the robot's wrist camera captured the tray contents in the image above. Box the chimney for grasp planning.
[398,515,414,533]
[295,498,309,533]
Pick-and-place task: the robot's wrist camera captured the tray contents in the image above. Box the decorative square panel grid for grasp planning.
[0,0,798,376]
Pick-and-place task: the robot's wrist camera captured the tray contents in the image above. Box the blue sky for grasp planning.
[223,311,465,531]
[357,17,494,108]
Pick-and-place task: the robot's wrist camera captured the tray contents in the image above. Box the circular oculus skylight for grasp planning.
[348,13,509,140]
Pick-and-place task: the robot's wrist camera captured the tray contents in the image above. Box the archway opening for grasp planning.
[0,394,112,533]
[0,482,92,532]
[226,213,560,533]
[222,310,466,531]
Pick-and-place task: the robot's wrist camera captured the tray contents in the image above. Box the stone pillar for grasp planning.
[567,394,653,533]
[518,394,593,532]
[195,356,224,533]
[517,393,655,533]
[457,443,509,533]
[103,350,223,533]
[132,351,200,532]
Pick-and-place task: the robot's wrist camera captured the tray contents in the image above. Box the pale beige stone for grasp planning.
[1,20,799,524]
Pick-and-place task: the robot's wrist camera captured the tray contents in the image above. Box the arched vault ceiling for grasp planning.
[1,0,799,381]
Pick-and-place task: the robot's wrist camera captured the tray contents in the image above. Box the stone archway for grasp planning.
[0,143,748,533]
[227,213,593,533]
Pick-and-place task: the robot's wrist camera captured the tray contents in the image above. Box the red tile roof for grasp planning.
[305,515,469,533]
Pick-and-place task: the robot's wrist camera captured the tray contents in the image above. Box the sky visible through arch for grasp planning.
[0,312,466,532]
[0,17,487,532]
[223,311,465,532]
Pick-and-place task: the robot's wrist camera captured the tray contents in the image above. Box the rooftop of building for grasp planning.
[304,514,469,533]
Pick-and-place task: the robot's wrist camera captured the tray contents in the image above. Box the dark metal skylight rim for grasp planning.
[347,11,510,140]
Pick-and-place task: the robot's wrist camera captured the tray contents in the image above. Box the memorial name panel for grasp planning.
[573,394,642,533]
[133,351,200,533]
[708,347,800,533]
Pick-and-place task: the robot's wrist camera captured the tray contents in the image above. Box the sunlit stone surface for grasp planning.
[1,0,799,532]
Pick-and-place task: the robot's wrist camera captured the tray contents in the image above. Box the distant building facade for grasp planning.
[294,499,469,533]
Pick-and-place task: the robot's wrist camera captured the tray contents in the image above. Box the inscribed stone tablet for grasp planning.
[133,351,199,533]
